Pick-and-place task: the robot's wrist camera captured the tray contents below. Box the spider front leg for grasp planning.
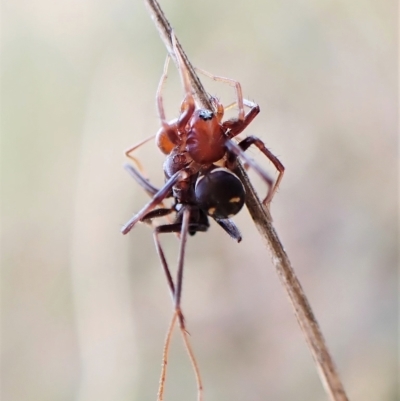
[150,207,196,329]
[195,67,245,121]
[124,163,159,197]
[156,53,193,133]
[124,165,174,225]
[171,32,196,132]
[156,55,172,126]
[121,168,191,234]
[150,216,209,325]
[156,40,196,154]
[174,207,190,329]
[223,98,260,138]
[155,56,181,154]
[149,212,205,401]
[125,135,156,175]
[214,218,242,242]
[225,139,274,205]
[172,207,204,401]
[238,136,285,203]
[225,136,284,205]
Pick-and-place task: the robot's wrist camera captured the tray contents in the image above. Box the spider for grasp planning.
[123,162,242,401]
[121,33,284,292]
[121,33,284,400]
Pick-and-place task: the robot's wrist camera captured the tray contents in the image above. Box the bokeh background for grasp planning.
[2,0,398,400]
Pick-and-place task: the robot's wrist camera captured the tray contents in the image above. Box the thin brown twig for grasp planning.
[143,1,350,400]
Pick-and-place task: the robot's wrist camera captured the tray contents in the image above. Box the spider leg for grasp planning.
[195,67,245,121]
[171,207,204,400]
[124,134,156,175]
[177,207,204,400]
[141,203,210,304]
[174,207,190,328]
[155,55,181,149]
[238,136,285,204]
[225,139,274,205]
[223,101,237,112]
[157,311,177,401]
[125,164,177,227]
[124,163,159,197]
[171,33,196,130]
[121,168,190,234]
[153,220,208,323]
[214,218,242,242]
[135,205,206,401]
[153,213,206,401]
[223,98,257,113]
[142,207,175,221]
[223,99,260,138]
[157,55,171,125]
[157,309,203,401]
[179,319,203,401]
[154,219,208,316]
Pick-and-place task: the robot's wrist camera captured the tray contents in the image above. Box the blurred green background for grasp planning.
[1,0,397,400]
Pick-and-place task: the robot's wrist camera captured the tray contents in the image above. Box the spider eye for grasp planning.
[198,109,214,121]
[195,168,245,219]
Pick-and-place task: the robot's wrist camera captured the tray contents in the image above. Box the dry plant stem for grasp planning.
[144,0,213,110]
[144,1,349,401]
[236,165,349,401]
